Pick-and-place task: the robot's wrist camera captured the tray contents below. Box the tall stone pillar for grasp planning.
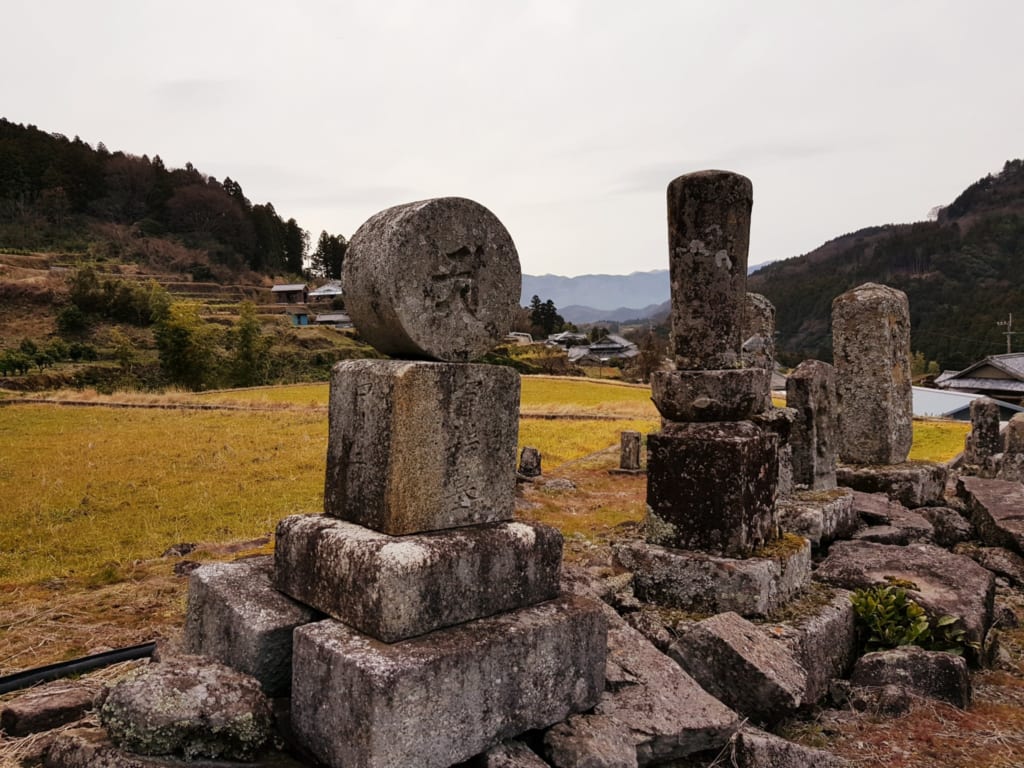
[787,360,838,490]
[646,171,778,558]
[831,283,912,465]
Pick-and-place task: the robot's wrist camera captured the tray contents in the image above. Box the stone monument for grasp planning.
[188,197,607,768]
[615,171,810,617]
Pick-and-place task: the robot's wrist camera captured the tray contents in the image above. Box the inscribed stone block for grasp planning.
[324,360,519,534]
[290,597,607,768]
[786,360,838,489]
[274,515,562,642]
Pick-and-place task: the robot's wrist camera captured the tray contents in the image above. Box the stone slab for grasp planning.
[324,360,519,535]
[668,612,807,726]
[850,647,971,708]
[291,596,607,768]
[919,506,974,547]
[958,475,1024,554]
[546,586,739,766]
[837,461,948,508]
[1,683,94,736]
[44,726,307,768]
[274,515,562,643]
[650,368,770,422]
[729,727,851,768]
[763,588,857,706]
[184,556,319,695]
[787,360,838,490]
[342,196,521,362]
[814,540,995,652]
[460,740,550,768]
[646,420,778,557]
[614,537,811,617]
[777,488,858,549]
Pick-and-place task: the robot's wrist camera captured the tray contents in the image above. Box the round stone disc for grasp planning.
[343,197,522,362]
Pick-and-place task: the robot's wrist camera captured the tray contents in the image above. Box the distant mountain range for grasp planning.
[521,264,773,325]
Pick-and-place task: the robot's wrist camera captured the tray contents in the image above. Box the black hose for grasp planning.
[0,642,157,695]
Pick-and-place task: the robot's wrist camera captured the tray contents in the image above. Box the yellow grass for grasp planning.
[910,419,970,462]
[519,418,659,469]
[0,405,325,586]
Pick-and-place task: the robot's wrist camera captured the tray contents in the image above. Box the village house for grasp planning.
[271,283,308,304]
[934,352,1024,405]
[308,281,344,303]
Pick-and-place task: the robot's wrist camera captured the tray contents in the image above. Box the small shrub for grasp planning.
[850,583,973,655]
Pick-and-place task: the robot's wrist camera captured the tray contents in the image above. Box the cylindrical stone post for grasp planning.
[342,197,521,362]
[787,360,838,490]
[831,283,913,465]
[965,397,1001,467]
[620,431,642,471]
[666,171,753,370]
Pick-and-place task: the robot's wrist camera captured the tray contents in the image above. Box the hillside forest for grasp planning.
[749,159,1024,372]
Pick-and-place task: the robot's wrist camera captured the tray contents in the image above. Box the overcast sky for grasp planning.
[3,1,1021,276]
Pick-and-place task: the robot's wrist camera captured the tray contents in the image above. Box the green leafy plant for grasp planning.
[850,583,973,656]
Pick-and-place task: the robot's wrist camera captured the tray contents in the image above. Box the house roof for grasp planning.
[936,377,1024,394]
[912,386,1024,420]
[943,353,1024,381]
[308,281,343,297]
[314,313,351,323]
[272,283,307,293]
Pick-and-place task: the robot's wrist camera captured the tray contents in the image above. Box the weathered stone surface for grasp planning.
[291,597,607,768]
[832,283,912,465]
[742,293,776,371]
[848,493,932,543]
[954,542,1024,588]
[958,475,1024,554]
[646,420,778,557]
[787,360,838,490]
[850,647,971,708]
[666,170,753,370]
[777,488,858,549]
[98,658,272,761]
[614,538,811,617]
[546,585,739,766]
[837,461,948,508]
[764,588,857,706]
[518,446,542,477]
[620,430,642,471]
[1,683,94,736]
[668,612,807,726]
[274,515,562,642]
[728,727,851,768]
[1006,412,1024,453]
[44,726,306,768]
[462,740,550,768]
[342,197,521,362]
[324,360,518,535]
[919,506,974,547]
[650,368,770,422]
[814,541,995,650]
[184,556,318,695]
[755,407,796,498]
[997,452,1024,482]
[965,397,1002,468]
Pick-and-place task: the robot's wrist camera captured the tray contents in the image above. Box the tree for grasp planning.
[527,296,565,337]
[154,301,214,390]
[284,218,309,275]
[228,301,271,386]
[310,231,348,279]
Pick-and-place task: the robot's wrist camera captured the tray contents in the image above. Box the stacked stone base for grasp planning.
[836,461,947,508]
[292,598,606,768]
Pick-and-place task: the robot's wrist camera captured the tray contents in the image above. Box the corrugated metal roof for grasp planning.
[912,386,1024,419]
[271,284,307,292]
[937,377,1024,393]
[309,281,343,297]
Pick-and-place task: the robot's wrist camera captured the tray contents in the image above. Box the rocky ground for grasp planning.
[3,449,1024,767]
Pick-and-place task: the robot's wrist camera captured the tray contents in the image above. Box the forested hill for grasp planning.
[748,159,1024,371]
[0,118,346,280]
